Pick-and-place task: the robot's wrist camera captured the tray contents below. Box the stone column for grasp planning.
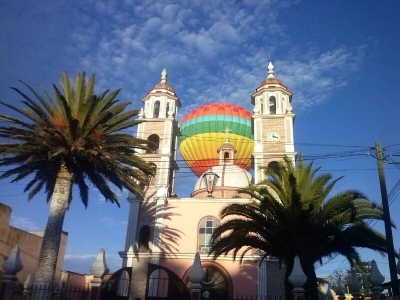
[336,276,346,300]
[0,245,23,300]
[187,253,205,300]
[257,257,267,298]
[89,248,109,300]
[326,282,336,300]
[369,260,384,300]
[349,269,362,300]
[120,194,141,268]
[288,256,307,300]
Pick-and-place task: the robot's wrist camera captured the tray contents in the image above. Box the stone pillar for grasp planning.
[349,269,362,300]
[336,276,346,300]
[120,195,141,268]
[23,274,33,296]
[0,245,23,300]
[187,253,205,300]
[257,257,267,298]
[288,256,307,300]
[326,282,336,300]
[369,260,384,300]
[129,255,151,300]
[89,248,109,300]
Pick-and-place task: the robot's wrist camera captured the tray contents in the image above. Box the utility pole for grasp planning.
[374,142,399,298]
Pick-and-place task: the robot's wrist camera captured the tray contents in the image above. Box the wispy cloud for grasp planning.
[63,252,122,273]
[10,216,41,232]
[56,0,364,119]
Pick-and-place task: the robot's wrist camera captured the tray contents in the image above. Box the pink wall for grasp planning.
[158,198,258,296]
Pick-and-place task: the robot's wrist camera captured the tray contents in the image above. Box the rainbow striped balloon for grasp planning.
[179,103,254,177]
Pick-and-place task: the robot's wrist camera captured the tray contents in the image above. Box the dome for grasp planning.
[179,103,254,177]
[191,164,252,199]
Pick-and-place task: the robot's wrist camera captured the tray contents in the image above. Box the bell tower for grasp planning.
[119,70,180,298]
[136,68,180,198]
[251,62,296,184]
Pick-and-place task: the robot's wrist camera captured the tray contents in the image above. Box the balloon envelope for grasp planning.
[179,103,254,177]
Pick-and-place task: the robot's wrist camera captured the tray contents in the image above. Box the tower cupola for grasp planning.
[140,69,181,120]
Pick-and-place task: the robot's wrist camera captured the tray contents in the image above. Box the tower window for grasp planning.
[139,225,151,250]
[267,161,281,180]
[269,96,276,114]
[224,152,229,162]
[153,101,160,118]
[198,216,219,252]
[147,134,160,153]
[166,102,170,117]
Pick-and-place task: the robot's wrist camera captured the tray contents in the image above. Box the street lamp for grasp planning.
[202,169,219,197]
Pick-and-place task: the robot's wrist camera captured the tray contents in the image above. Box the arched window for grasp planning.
[186,265,230,300]
[267,161,281,180]
[139,225,151,250]
[148,269,168,297]
[198,216,219,252]
[153,101,160,118]
[269,96,276,114]
[147,134,160,154]
[224,152,229,162]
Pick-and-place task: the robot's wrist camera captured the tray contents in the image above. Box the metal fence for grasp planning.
[232,295,284,300]
[6,284,90,300]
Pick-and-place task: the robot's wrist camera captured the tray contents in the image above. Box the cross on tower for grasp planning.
[222,127,232,143]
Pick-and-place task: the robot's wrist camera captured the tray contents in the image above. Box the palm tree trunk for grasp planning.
[33,163,73,300]
[303,263,318,300]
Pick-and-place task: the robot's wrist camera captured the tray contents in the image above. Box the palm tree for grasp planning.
[0,72,153,296]
[209,156,391,299]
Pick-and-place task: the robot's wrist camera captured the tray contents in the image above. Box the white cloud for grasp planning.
[10,216,41,232]
[63,252,122,273]
[100,216,128,228]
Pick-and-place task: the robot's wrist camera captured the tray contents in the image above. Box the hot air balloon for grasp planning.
[179,103,254,177]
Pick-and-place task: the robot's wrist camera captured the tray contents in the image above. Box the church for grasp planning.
[118,63,297,300]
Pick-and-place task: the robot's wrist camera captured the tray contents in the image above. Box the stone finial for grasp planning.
[350,269,362,292]
[336,276,346,298]
[90,248,109,278]
[161,68,167,83]
[288,256,307,293]
[2,245,23,275]
[187,252,205,284]
[267,62,275,79]
[138,108,144,118]
[326,282,336,300]
[23,274,33,295]
[369,260,384,286]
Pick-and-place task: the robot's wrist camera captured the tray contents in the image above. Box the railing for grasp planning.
[4,284,90,300]
[232,295,284,300]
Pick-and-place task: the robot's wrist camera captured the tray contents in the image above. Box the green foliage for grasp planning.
[209,156,389,299]
[0,71,153,206]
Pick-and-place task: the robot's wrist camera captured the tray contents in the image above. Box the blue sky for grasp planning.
[1,0,399,280]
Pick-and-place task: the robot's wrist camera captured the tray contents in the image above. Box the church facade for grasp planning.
[119,63,296,299]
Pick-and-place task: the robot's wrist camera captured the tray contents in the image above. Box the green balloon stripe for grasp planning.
[179,120,252,145]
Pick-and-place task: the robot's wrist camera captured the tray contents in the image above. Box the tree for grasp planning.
[0,72,153,297]
[209,156,391,299]
[327,261,372,296]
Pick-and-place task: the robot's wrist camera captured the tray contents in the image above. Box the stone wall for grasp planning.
[0,202,68,284]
